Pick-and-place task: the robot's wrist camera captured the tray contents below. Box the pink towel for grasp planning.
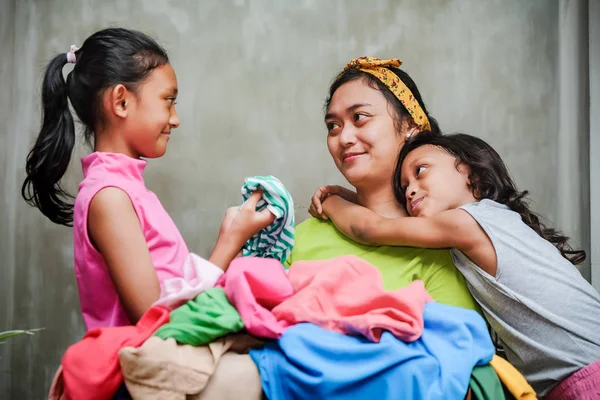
[222,255,432,342]
[220,257,293,338]
[275,256,433,342]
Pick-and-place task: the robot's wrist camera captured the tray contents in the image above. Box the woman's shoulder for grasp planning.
[295,217,334,233]
[294,217,365,246]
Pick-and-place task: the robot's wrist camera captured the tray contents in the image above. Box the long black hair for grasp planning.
[22,28,169,226]
[324,64,441,135]
[394,131,586,265]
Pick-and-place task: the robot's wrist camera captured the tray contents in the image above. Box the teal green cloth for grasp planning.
[154,287,243,346]
[241,176,295,264]
[470,364,506,400]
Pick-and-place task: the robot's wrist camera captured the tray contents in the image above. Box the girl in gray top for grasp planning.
[312,131,600,396]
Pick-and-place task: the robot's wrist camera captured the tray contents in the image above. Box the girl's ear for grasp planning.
[106,84,132,119]
[467,175,482,200]
[459,164,480,199]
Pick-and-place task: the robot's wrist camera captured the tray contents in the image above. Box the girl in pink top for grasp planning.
[21,28,273,330]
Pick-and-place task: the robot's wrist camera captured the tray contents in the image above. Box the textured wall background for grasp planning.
[2,0,593,398]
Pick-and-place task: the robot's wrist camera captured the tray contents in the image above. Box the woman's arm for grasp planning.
[88,187,161,324]
[321,195,480,250]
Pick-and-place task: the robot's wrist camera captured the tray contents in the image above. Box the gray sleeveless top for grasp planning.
[450,199,600,395]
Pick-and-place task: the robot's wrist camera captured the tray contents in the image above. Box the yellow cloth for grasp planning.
[343,56,431,131]
[490,355,537,399]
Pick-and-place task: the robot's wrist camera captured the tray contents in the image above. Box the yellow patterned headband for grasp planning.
[343,56,431,131]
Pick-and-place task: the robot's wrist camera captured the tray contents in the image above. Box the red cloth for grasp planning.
[221,255,433,342]
[61,306,169,400]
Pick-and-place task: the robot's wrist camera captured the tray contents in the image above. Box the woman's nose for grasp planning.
[339,125,357,146]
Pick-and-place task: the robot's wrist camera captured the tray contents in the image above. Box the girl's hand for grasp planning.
[209,190,276,270]
[226,189,276,243]
[308,185,357,220]
[216,207,243,260]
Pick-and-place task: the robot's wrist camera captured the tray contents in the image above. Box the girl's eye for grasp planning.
[167,98,177,105]
[416,166,427,175]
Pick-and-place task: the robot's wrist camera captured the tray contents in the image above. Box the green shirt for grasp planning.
[286,218,478,311]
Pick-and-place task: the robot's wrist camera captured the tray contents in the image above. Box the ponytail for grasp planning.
[22,53,76,226]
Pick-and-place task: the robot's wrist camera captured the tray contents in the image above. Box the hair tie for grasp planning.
[66,45,79,64]
[342,56,431,131]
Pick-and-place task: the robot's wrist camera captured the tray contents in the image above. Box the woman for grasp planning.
[201,57,483,399]
[291,57,478,311]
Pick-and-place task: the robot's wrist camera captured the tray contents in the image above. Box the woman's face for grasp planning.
[325,79,408,189]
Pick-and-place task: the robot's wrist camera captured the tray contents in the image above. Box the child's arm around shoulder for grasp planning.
[88,187,160,324]
[321,195,481,250]
[322,196,497,276]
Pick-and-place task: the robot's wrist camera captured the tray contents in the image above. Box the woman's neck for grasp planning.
[356,185,408,218]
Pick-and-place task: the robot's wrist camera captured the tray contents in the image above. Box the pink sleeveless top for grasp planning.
[73,152,189,330]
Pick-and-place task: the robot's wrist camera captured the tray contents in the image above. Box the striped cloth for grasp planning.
[241,176,295,264]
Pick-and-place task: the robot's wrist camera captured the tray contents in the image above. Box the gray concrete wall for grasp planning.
[1,0,591,398]
[590,0,600,294]
[557,0,590,281]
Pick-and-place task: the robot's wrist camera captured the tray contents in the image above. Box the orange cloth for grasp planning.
[490,355,537,399]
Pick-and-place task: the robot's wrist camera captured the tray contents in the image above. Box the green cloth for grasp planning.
[154,287,244,346]
[286,218,479,311]
[470,364,506,400]
[241,175,295,264]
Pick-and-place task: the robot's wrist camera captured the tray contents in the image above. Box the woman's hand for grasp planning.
[209,190,276,270]
[308,185,357,220]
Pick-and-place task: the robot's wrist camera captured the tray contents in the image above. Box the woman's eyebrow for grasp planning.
[325,103,372,121]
